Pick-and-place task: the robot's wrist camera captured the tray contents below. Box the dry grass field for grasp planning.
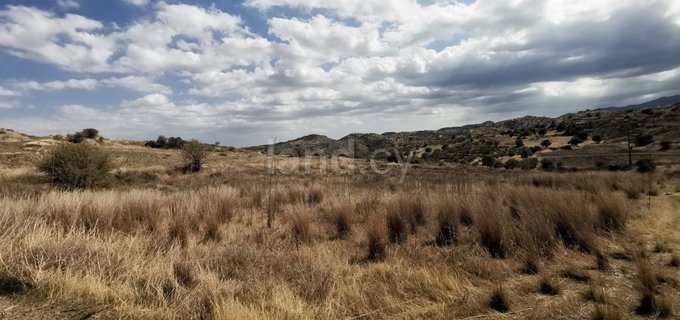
[1,138,679,319]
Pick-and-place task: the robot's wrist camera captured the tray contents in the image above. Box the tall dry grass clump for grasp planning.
[331,203,353,239]
[635,261,673,317]
[288,205,314,245]
[434,199,458,246]
[595,193,629,232]
[366,219,387,262]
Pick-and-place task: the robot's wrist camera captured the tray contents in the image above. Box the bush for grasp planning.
[540,139,552,148]
[504,159,520,170]
[635,134,654,147]
[515,138,524,148]
[592,135,602,143]
[635,159,656,173]
[540,159,556,171]
[66,132,85,143]
[481,154,496,167]
[660,140,672,151]
[569,136,584,146]
[520,158,538,170]
[80,128,99,139]
[38,144,113,189]
[182,139,210,173]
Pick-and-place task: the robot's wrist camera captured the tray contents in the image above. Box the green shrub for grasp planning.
[80,128,99,139]
[540,158,556,171]
[660,140,672,151]
[481,154,496,167]
[635,134,653,147]
[540,139,552,148]
[38,144,113,189]
[66,132,85,144]
[635,159,656,173]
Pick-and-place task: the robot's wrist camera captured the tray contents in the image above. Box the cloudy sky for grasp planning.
[0,0,679,146]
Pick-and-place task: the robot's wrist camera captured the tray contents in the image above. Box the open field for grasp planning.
[1,140,680,319]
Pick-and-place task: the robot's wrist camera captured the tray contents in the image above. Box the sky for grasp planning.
[0,0,679,146]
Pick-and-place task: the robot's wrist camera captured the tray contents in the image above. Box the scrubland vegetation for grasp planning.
[1,125,679,319]
[1,139,679,319]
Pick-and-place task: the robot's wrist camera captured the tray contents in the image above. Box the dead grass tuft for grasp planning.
[332,203,353,239]
[386,211,408,244]
[670,254,680,267]
[489,286,510,313]
[366,220,387,262]
[595,193,629,232]
[173,261,196,288]
[538,276,560,295]
[592,305,622,320]
[289,208,314,245]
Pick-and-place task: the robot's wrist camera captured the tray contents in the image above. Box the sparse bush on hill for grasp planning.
[569,136,584,146]
[515,138,524,148]
[145,135,186,149]
[592,135,602,143]
[504,159,520,170]
[521,158,538,170]
[38,144,113,189]
[66,131,85,143]
[81,128,99,139]
[660,140,672,151]
[481,154,496,167]
[540,139,552,148]
[635,134,654,147]
[540,158,556,171]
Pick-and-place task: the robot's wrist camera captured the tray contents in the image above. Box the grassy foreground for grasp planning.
[0,146,679,319]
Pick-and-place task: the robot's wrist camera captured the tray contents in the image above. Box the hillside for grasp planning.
[248,100,680,169]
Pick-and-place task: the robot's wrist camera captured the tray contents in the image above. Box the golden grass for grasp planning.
[0,156,679,318]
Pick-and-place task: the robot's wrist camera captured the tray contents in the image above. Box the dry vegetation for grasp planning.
[0,141,679,319]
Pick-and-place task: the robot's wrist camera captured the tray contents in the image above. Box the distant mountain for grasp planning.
[247,100,680,165]
[599,95,680,111]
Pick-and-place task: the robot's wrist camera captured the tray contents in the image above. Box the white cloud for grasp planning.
[1,1,680,145]
[56,0,80,9]
[123,0,150,6]
[9,77,171,95]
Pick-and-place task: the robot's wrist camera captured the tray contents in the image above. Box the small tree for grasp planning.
[635,134,654,147]
[540,158,555,171]
[38,144,113,189]
[635,159,656,173]
[67,132,85,144]
[481,154,496,167]
[569,136,583,146]
[660,140,671,151]
[540,139,552,148]
[80,128,99,139]
[182,139,210,173]
[515,138,524,148]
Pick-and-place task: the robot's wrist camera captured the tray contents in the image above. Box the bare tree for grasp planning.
[182,139,210,173]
